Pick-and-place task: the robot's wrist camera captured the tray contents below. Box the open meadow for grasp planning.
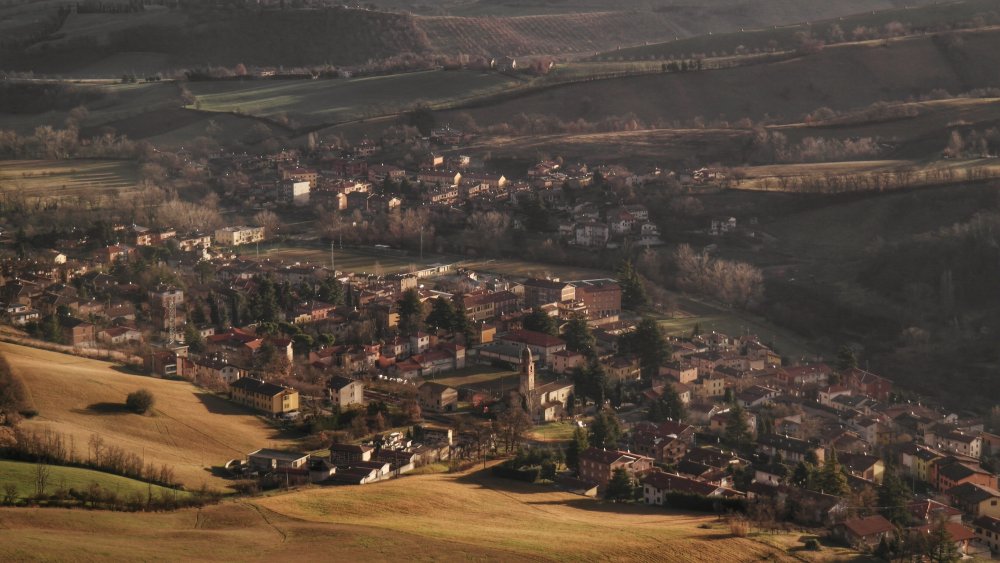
[253,243,445,275]
[187,71,522,127]
[0,159,139,199]
[0,464,839,561]
[1,342,298,490]
[0,459,187,500]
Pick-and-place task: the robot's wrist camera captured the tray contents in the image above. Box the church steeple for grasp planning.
[519,346,535,396]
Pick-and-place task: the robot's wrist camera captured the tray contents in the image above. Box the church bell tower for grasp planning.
[519,346,535,397]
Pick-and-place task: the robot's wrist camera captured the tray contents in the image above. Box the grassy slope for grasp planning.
[439,28,1000,127]
[1,342,298,490]
[0,159,139,199]
[601,0,999,61]
[187,70,520,127]
[0,460,186,499]
[0,466,819,561]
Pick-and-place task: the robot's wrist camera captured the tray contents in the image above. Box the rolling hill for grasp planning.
[436,28,1000,130]
[1,342,298,490]
[0,465,845,561]
[0,0,946,76]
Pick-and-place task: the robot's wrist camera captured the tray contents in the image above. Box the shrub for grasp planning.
[125,389,155,414]
[728,517,750,537]
[804,539,822,551]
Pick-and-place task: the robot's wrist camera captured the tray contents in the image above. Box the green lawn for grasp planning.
[527,421,580,442]
[187,70,521,126]
[431,365,519,390]
[252,244,444,275]
[0,460,187,500]
[658,296,821,359]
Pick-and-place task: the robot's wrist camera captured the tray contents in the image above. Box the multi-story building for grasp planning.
[574,280,622,320]
[214,226,265,247]
[230,378,299,415]
[522,278,575,308]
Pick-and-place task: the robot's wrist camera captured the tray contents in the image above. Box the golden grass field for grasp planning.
[1,342,297,490]
[0,465,834,561]
[0,159,140,199]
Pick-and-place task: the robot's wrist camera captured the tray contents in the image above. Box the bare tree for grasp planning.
[34,462,49,498]
[253,210,282,239]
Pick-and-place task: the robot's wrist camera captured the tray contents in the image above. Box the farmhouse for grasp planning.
[837,515,894,549]
[230,377,300,416]
[248,449,309,473]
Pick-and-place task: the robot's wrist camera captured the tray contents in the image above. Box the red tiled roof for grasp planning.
[843,515,893,538]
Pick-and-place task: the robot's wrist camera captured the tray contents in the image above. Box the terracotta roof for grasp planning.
[499,329,565,349]
[644,472,719,496]
[230,378,290,396]
[843,515,893,538]
[912,522,975,542]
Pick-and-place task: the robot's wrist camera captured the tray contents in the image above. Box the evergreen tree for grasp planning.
[724,402,751,448]
[818,450,849,496]
[425,297,457,332]
[791,461,815,489]
[523,309,558,336]
[396,289,423,336]
[924,521,960,563]
[878,470,912,525]
[589,410,621,448]
[605,467,633,502]
[617,259,648,310]
[563,314,596,356]
[836,345,858,371]
[619,318,669,378]
[566,427,589,470]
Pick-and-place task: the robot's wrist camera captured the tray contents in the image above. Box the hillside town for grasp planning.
[0,120,998,561]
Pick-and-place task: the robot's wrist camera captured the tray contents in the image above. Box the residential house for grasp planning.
[552,349,585,375]
[578,447,654,488]
[327,375,365,409]
[906,499,963,524]
[911,522,976,557]
[736,385,780,409]
[972,516,1000,555]
[642,472,743,506]
[900,443,945,484]
[230,378,299,415]
[844,367,892,401]
[61,318,95,346]
[837,515,894,549]
[756,434,825,465]
[96,326,143,345]
[418,382,458,412]
[948,483,1000,518]
[574,222,610,248]
[248,449,309,473]
[934,458,998,492]
[837,452,885,484]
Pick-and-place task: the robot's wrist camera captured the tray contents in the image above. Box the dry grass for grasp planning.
[0,159,139,199]
[0,463,860,561]
[2,342,298,491]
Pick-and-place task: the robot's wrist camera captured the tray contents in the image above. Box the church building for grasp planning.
[517,347,574,423]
